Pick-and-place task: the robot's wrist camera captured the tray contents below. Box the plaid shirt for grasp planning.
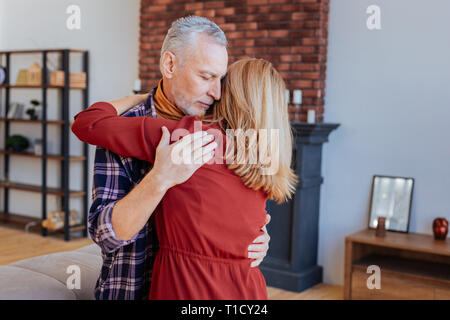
[88,87,159,300]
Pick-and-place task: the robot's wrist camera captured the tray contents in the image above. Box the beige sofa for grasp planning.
[0,244,102,300]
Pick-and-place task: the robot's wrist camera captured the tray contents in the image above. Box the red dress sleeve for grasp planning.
[71,102,176,163]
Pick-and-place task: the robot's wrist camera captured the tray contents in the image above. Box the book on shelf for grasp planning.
[6,103,18,118]
[14,103,24,118]
[6,103,25,119]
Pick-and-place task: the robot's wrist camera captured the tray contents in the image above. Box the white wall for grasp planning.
[0,0,4,48]
[320,0,450,285]
[0,0,140,221]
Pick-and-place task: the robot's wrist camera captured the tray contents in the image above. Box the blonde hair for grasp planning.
[211,58,298,203]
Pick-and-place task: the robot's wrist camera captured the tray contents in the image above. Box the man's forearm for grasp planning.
[111,169,168,241]
[108,93,149,115]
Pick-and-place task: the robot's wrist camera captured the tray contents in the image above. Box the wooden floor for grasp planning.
[0,223,94,265]
[0,223,343,300]
[267,283,343,300]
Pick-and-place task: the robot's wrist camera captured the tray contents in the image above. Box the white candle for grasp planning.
[307,109,316,123]
[134,79,141,92]
[285,89,290,104]
[293,89,302,105]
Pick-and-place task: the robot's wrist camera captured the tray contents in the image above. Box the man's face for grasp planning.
[170,34,228,117]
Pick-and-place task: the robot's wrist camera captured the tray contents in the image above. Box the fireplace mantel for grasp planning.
[260,122,339,292]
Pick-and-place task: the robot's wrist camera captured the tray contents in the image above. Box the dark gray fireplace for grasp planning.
[260,122,339,292]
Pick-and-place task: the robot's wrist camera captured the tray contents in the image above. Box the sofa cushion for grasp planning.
[75,244,102,256]
[0,266,76,300]
[10,251,102,300]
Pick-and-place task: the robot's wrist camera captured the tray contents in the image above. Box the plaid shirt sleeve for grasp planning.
[82,94,158,300]
[87,96,157,254]
[88,147,140,254]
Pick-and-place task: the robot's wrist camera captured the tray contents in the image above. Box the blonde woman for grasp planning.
[72,58,297,300]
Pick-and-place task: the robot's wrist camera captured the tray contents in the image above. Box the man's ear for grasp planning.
[161,51,177,79]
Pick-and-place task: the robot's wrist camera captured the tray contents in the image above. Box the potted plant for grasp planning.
[5,135,30,152]
[26,99,40,120]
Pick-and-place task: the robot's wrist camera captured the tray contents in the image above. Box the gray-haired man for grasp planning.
[87,16,271,300]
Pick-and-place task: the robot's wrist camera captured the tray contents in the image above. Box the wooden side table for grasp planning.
[344,229,450,300]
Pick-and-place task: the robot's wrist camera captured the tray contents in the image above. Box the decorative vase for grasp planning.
[433,218,448,240]
[376,216,386,237]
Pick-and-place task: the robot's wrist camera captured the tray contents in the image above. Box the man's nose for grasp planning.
[208,78,221,101]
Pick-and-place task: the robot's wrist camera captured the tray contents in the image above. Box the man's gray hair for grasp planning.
[160,16,227,69]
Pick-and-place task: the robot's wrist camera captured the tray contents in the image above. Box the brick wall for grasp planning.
[139,0,329,122]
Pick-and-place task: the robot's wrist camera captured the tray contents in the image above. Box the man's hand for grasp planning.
[111,127,216,241]
[248,213,271,268]
[151,126,217,191]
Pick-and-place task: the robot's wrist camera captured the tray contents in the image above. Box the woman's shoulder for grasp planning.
[176,115,222,132]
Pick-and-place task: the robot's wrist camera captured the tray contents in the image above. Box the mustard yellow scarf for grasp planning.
[153,79,185,121]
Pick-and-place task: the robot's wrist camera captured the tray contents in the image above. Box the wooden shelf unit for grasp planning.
[344,229,450,300]
[0,117,67,125]
[0,149,85,161]
[0,49,87,54]
[0,211,86,234]
[0,49,89,241]
[0,84,86,89]
[0,180,86,197]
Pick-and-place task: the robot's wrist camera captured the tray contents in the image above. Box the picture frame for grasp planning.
[367,175,414,233]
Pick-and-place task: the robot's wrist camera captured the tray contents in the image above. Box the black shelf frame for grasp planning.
[0,49,89,241]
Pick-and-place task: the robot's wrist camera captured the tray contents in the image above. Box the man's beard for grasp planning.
[179,103,207,118]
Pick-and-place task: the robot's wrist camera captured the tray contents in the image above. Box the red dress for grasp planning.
[72,102,268,300]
